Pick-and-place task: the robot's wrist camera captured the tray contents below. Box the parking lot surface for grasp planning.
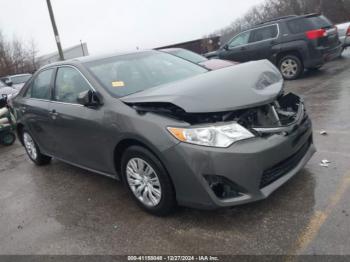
[1,51,350,255]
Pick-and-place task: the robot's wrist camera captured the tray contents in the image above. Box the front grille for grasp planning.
[259,138,311,189]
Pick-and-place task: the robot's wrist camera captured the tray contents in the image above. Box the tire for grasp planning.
[1,132,16,146]
[22,129,51,166]
[121,145,176,216]
[278,55,304,80]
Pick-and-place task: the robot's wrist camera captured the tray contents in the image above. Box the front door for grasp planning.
[219,30,252,62]
[49,66,109,173]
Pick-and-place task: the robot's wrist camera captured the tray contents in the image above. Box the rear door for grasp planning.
[247,24,280,61]
[49,66,109,172]
[219,30,252,62]
[20,68,55,154]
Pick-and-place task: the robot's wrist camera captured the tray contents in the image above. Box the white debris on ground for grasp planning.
[320,159,331,167]
[320,130,328,135]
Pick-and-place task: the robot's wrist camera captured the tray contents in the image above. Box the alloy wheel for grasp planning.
[23,132,37,160]
[126,157,162,207]
[281,58,298,78]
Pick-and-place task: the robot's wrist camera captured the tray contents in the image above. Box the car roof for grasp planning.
[40,50,157,70]
[247,13,322,30]
[2,73,32,78]
[160,48,183,52]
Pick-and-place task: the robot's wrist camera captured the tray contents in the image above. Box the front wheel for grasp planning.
[121,146,176,216]
[22,130,51,165]
[278,55,304,80]
[1,132,16,146]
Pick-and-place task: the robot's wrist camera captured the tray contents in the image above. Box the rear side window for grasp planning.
[25,69,54,100]
[287,16,333,34]
[54,67,91,103]
[249,25,278,43]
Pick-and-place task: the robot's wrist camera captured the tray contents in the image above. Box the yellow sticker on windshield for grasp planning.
[112,81,125,87]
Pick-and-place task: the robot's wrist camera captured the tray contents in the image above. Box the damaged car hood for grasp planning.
[121,60,283,113]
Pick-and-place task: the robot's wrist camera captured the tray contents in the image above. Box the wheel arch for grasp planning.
[113,137,172,184]
[16,122,25,146]
[276,50,304,66]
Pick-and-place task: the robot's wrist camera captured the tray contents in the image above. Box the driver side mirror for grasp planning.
[5,80,13,87]
[77,90,103,108]
[223,44,229,50]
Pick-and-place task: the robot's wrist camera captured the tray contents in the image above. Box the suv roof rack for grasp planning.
[258,13,321,25]
[301,13,321,18]
[259,15,298,24]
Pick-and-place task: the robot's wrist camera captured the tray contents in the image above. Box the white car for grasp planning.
[336,22,350,50]
[0,80,19,100]
[0,73,32,90]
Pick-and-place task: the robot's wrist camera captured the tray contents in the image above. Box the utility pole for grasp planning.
[46,0,64,60]
[80,40,85,56]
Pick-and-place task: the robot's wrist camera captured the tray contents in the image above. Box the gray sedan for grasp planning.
[13,50,315,215]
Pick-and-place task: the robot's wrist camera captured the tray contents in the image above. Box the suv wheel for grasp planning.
[278,55,303,80]
[121,145,176,216]
[22,130,51,165]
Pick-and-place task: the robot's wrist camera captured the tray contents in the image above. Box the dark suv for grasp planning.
[206,14,342,79]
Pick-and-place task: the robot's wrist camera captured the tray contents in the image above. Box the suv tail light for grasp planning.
[347,26,350,36]
[305,29,327,40]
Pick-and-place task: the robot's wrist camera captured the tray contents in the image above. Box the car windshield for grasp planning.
[11,75,31,84]
[167,49,208,64]
[85,51,208,97]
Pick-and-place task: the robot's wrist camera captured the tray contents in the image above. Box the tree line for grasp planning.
[0,31,38,77]
[209,0,350,45]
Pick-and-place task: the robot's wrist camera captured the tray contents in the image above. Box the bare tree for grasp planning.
[0,30,38,77]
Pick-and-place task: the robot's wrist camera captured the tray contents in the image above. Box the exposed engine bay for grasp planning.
[126,92,305,135]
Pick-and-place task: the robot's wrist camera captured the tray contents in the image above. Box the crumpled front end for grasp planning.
[157,92,316,209]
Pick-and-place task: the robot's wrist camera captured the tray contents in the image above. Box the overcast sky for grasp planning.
[0,0,263,56]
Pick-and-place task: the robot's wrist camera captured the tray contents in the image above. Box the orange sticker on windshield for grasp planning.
[112,81,125,87]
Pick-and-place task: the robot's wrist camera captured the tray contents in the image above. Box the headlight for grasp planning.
[167,122,254,148]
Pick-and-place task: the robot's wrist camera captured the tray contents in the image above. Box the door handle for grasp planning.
[49,109,58,119]
[240,46,246,50]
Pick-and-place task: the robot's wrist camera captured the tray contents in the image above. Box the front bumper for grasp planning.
[163,113,315,209]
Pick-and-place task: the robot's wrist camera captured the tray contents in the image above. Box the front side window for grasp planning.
[85,51,208,97]
[25,69,54,100]
[228,31,251,48]
[54,67,91,103]
[249,25,278,43]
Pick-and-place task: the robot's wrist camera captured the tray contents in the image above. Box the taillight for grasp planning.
[305,29,327,40]
[347,27,350,36]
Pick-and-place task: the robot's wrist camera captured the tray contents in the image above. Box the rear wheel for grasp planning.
[278,55,303,80]
[22,130,51,165]
[121,145,176,216]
